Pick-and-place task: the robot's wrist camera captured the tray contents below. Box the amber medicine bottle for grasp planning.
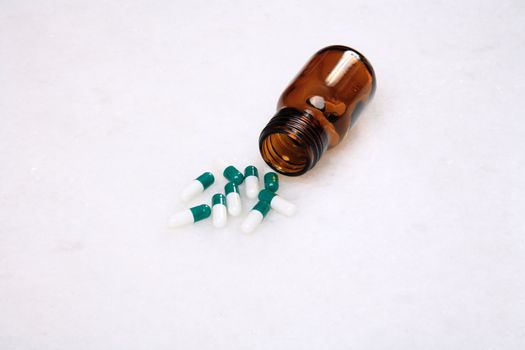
[259,45,376,176]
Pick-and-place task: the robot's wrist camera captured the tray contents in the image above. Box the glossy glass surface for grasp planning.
[277,45,375,147]
[260,45,376,176]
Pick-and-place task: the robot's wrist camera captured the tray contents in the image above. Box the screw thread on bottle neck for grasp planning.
[259,107,328,176]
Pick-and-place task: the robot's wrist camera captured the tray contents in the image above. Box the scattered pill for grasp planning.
[264,171,279,192]
[244,165,260,199]
[173,160,296,232]
[211,193,228,228]
[241,201,271,234]
[168,204,211,228]
[225,182,242,216]
[258,189,297,217]
[223,165,244,185]
[180,171,215,201]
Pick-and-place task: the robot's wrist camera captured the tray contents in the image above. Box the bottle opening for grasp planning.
[259,108,328,176]
[260,133,311,175]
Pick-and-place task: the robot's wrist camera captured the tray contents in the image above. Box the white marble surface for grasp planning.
[1,0,524,349]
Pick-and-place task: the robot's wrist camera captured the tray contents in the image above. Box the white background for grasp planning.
[1,0,524,349]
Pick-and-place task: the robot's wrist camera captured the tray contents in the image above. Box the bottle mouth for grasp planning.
[259,108,328,176]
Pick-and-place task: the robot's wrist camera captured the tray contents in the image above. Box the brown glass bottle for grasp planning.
[259,45,376,176]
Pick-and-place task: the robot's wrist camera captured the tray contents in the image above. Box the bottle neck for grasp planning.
[259,107,328,176]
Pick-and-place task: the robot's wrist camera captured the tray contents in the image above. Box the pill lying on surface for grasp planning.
[180,172,215,201]
[168,204,211,228]
[223,165,244,185]
[264,171,279,192]
[241,201,271,234]
[225,182,242,216]
[244,165,259,199]
[258,189,297,217]
[211,193,228,228]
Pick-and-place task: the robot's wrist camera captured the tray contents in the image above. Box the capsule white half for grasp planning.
[243,165,260,199]
[244,175,259,199]
[241,201,271,234]
[212,205,227,228]
[180,180,204,201]
[211,193,228,228]
[241,210,264,234]
[225,182,242,217]
[258,189,297,217]
[270,196,297,217]
[168,210,194,228]
[226,192,242,216]
[168,204,211,228]
[180,172,215,201]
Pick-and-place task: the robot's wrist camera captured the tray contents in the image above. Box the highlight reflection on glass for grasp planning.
[259,45,376,176]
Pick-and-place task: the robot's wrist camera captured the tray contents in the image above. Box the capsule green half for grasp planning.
[196,172,215,189]
[253,201,271,217]
[223,166,244,185]
[244,165,259,178]
[258,189,276,203]
[264,172,279,192]
[224,182,239,194]
[212,193,226,206]
[190,204,211,222]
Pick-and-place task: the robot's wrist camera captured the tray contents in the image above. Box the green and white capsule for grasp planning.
[244,165,260,199]
[211,193,227,228]
[180,172,215,201]
[168,204,211,228]
[241,201,271,234]
[258,189,297,217]
[264,171,279,192]
[223,165,244,185]
[225,182,242,216]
